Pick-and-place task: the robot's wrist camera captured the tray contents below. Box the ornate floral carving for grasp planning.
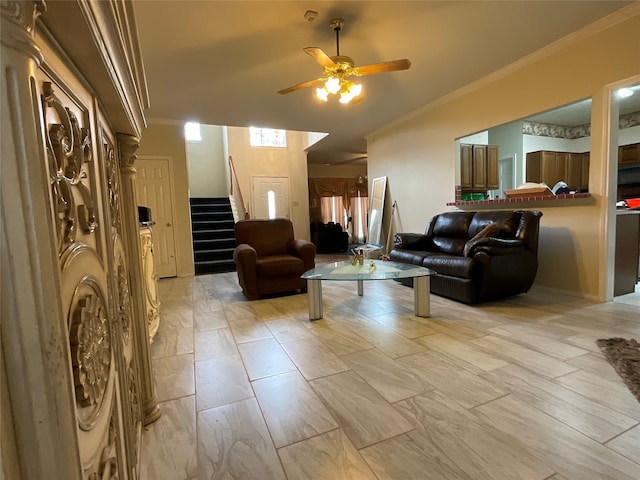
[42,82,97,250]
[127,363,141,460]
[87,410,119,480]
[117,134,140,167]
[68,278,111,431]
[117,263,131,344]
[0,1,45,63]
[140,230,161,341]
[105,142,122,232]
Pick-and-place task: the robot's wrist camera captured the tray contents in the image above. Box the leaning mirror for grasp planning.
[368,176,387,245]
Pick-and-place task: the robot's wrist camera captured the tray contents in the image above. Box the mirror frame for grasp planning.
[368,176,387,245]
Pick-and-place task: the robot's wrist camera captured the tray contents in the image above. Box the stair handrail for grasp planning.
[229,155,250,220]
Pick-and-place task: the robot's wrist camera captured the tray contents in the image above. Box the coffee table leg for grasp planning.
[308,279,323,320]
[357,279,363,296]
[414,276,430,317]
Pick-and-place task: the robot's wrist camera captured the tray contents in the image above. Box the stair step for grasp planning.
[189,197,236,275]
[193,238,236,250]
[194,248,235,262]
[194,259,236,275]
[192,229,235,241]
[190,211,234,221]
[189,197,231,206]
[191,220,235,231]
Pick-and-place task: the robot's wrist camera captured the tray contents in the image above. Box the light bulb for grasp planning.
[325,77,340,94]
[339,91,353,104]
[617,88,634,99]
[315,87,328,102]
[351,83,362,97]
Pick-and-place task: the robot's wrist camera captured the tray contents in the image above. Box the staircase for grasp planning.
[190,197,236,275]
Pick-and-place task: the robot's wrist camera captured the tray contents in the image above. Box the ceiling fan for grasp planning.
[278,18,411,104]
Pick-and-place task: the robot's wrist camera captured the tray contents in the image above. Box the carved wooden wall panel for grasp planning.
[101,128,144,476]
[38,56,141,480]
[2,2,156,478]
[140,226,161,342]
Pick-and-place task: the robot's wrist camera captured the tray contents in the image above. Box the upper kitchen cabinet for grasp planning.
[526,150,589,191]
[460,144,499,192]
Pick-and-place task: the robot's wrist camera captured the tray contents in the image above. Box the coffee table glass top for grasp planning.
[301,260,435,281]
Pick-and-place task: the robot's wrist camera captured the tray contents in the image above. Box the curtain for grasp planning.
[350,195,368,243]
[319,196,348,225]
[308,177,368,227]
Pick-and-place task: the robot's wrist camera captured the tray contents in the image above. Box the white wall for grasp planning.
[489,121,525,187]
[523,134,591,155]
[186,124,227,197]
[226,127,311,240]
[619,124,640,146]
[367,13,640,300]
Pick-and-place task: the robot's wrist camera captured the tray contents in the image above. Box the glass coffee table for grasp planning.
[301,260,436,320]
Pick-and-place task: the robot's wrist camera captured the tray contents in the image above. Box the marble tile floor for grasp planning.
[140,256,640,480]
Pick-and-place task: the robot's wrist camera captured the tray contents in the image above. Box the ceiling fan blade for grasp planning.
[277,78,323,95]
[304,47,337,69]
[355,59,412,76]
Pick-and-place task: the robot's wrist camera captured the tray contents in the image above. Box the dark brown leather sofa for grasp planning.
[233,218,316,300]
[390,210,542,304]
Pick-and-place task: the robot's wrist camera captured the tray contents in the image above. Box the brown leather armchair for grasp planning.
[233,218,316,300]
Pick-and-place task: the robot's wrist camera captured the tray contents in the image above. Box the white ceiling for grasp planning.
[133,1,635,165]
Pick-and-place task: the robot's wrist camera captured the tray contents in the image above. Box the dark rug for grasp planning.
[596,338,640,403]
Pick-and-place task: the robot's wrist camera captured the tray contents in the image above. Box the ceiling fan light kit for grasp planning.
[278,17,411,105]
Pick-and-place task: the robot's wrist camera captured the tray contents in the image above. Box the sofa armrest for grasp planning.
[465,237,525,257]
[234,243,257,265]
[394,233,433,251]
[289,239,316,270]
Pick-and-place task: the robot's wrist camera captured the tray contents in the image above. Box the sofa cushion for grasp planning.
[468,211,520,238]
[431,212,474,255]
[463,222,501,256]
[256,255,304,276]
[389,249,430,266]
[422,253,476,279]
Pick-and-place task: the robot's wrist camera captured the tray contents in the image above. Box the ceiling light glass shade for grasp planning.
[339,82,362,104]
[325,76,341,94]
[315,87,329,102]
[616,88,634,98]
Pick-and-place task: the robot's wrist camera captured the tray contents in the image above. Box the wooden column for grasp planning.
[1,1,82,478]
[117,133,162,425]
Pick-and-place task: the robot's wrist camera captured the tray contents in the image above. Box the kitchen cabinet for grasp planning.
[619,142,640,166]
[460,144,473,190]
[472,144,487,189]
[580,152,590,190]
[460,144,499,192]
[526,150,589,191]
[486,145,500,189]
[567,152,590,191]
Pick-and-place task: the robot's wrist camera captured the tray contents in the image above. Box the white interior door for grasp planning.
[135,157,178,278]
[252,176,290,219]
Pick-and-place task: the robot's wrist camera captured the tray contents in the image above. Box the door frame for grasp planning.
[136,155,179,278]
